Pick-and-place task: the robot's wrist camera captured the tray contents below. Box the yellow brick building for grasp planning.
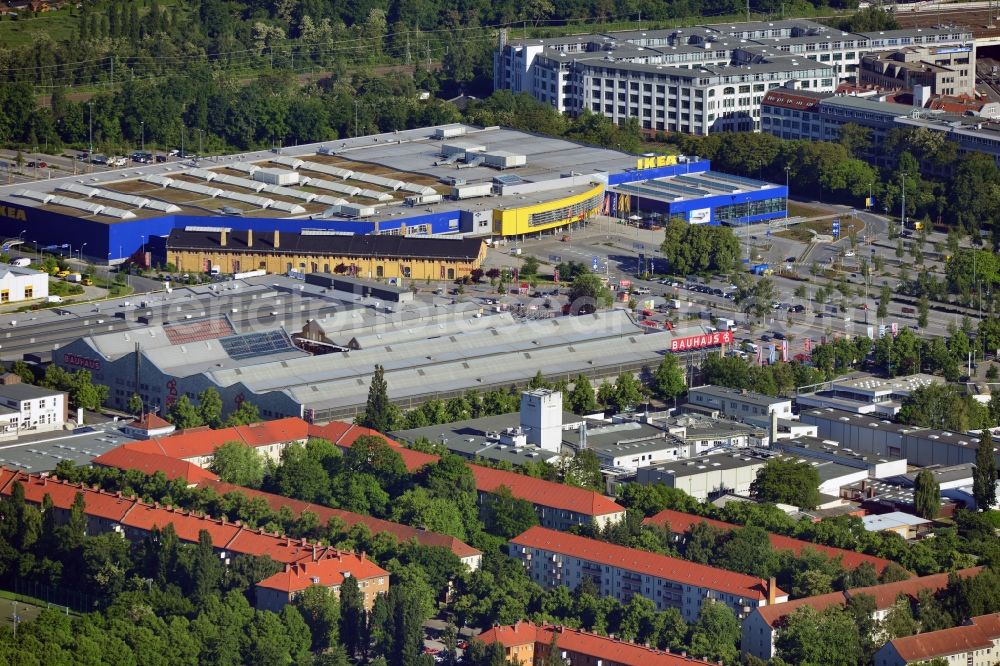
[167,228,486,281]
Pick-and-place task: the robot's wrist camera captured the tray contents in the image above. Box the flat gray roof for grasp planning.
[642,450,767,477]
[688,385,791,408]
[0,383,64,401]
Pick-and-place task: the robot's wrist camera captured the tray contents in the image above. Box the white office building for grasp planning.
[0,264,48,304]
[0,383,67,438]
[494,20,971,134]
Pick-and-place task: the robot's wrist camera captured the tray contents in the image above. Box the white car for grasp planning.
[844,249,856,257]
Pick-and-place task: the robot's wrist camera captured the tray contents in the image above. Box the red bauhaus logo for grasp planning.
[63,353,102,371]
[670,330,734,352]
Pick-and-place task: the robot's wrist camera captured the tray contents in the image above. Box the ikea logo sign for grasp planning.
[635,155,678,170]
[0,206,26,222]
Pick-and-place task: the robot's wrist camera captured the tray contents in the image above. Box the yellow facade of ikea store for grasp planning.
[492,183,605,237]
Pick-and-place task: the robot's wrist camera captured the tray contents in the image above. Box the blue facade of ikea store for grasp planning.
[0,156,783,263]
[0,202,462,263]
[608,159,788,226]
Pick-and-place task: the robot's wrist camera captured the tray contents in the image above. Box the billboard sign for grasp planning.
[689,207,711,225]
[669,330,734,352]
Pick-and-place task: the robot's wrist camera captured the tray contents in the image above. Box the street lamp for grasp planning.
[784,166,791,224]
[88,101,94,158]
[140,120,145,153]
[900,172,907,232]
[79,242,87,263]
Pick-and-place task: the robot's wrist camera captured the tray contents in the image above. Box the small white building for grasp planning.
[0,264,48,304]
[0,383,67,438]
[687,386,793,423]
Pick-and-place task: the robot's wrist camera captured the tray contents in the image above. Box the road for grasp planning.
[498,210,962,356]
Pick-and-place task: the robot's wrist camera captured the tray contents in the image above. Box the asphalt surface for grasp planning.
[494,208,964,356]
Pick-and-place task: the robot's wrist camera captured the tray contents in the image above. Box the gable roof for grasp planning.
[511,526,777,601]
[0,468,386,578]
[92,447,220,484]
[470,465,625,518]
[479,621,717,666]
[644,509,893,573]
[753,567,984,628]
[130,412,174,432]
[204,479,481,560]
[125,417,309,460]
[256,552,388,594]
[318,422,625,517]
[886,614,1000,662]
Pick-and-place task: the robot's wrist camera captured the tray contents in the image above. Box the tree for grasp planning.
[481,485,538,538]
[520,255,540,277]
[899,384,990,432]
[362,365,394,433]
[750,458,821,509]
[127,393,144,416]
[224,400,260,427]
[973,429,997,510]
[209,441,265,488]
[197,387,224,428]
[345,434,408,490]
[913,469,940,519]
[776,605,861,666]
[917,293,929,329]
[294,585,340,651]
[167,395,203,429]
[689,601,740,664]
[653,354,686,404]
[339,574,366,659]
[567,374,597,414]
[878,282,891,320]
[567,272,612,313]
[613,372,645,411]
[564,449,603,491]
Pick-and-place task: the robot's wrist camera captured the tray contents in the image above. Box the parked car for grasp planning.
[26,161,47,168]
[155,154,167,163]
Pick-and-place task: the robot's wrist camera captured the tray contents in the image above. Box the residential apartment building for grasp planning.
[875,613,1000,666]
[643,508,892,573]
[509,526,786,621]
[312,419,630,531]
[117,416,310,468]
[255,553,389,613]
[479,621,716,666]
[741,568,984,661]
[0,469,389,611]
[494,20,971,134]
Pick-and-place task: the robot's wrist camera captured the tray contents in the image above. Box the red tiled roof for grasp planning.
[479,621,716,666]
[0,468,385,581]
[205,479,481,560]
[754,567,985,628]
[753,591,848,628]
[309,422,439,472]
[131,412,174,431]
[479,621,539,647]
[849,567,982,608]
[125,417,309,460]
[971,613,1000,634]
[511,526,777,601]
[0,468,137,522]
[471,465,625,518]
[256,552,387,593]
[888,614,1000,662]
[320,422,622,517]
[93,447,219,484]
[644,509,893,573]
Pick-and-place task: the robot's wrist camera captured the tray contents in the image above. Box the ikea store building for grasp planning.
[0,124,787,265]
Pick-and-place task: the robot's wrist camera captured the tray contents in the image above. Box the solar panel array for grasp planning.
[163,316,237,345]
[219,329,296,360]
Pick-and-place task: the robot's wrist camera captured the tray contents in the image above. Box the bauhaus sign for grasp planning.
[635,154,679,170]
[670,330,734,352]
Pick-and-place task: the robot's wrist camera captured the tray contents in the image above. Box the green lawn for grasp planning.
[0,7,79,48]
[0,589,76,630]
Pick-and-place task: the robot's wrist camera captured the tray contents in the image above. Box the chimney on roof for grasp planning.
[770,409,779,444]
[220,229,228,247]
[246,229,253,248]
[313,544,318,561]
[284,563,292,573]
[274,229,280,249]
[768,576,777,605]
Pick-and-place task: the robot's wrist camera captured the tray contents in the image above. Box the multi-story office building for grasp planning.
[509,526,786,621]
[859,44,976,97]
[495,20,972,134]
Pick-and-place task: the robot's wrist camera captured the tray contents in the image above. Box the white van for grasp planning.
[11,258,31,268]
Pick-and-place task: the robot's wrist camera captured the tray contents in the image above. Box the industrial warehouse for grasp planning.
[53,302,726,422]
[0,124,787,264]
